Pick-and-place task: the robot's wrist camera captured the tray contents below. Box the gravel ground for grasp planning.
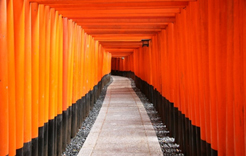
[129,78,184,156]
[63,77,113,156]
[63,76,183,156]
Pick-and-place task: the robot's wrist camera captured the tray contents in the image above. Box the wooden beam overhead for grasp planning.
[82,25,166,29]
[111,52,133,57]
[95,38,149,41]
[28,0,190,58]
[85,29,162,32]
[107,49,134,52]
[34,1,188,9]
[84,29,162,35]
[59,13,176,18]
[58,9,179,19]
[100,41,142,49]
[30,0,195,4]
[77,23,169,26]
[100,41,142,44]
[105,47,138,50]
[73,17,175,23]
[59,8,180,14]
[102,44,141,46]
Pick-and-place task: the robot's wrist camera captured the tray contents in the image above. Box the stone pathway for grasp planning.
[78,76,162,156]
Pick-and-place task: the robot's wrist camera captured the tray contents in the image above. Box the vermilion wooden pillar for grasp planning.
[31,3,40,156]
[80,29,85,98]
[199,0,211,154]
[83,33,88,95]
[67,19,74,144]
[244,0,246,153]
[43,5,50,156]
[62,17,68,151]
[14,0,25,155]
[233,0,245,155]
[72,24,79,138]
[54,11,60,156]
[168,24,175,104]
[77,27,82,102]
[194,1,206,153]
[38,5,45,156]
[153,36,158,91]
[0,0,9,155]
[173,15,181,112]
[48,8,56,156]
[57,14,63,156]
[216,0,227,155]
[95,41,99,84]
[224,0,234,155]
[187,5,197,154]
[7,0,16,155]
[76,26,82,131]
[190,2,201,155]
[87,35,92,91]
[185,6,193,155]
[84,34,89,94]
[207,0,218,154]
[181,8,188,120]
[24,0,32,155]
[53,12,59,155]
[159,30,165,98]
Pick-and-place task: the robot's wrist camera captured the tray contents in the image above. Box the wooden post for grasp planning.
[7,0,16,155]
[31,2,39,156]
[233,0,245,155]
[38,5,45,156]
[13,0,25,154]
[24,0,32,155]
[0,0,9,155]
[44,5,51,156]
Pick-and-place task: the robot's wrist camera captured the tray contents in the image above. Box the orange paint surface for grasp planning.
[7,0,16,155]
[31,2,40,138]
[0,0,9,155]
[24,0,32,143]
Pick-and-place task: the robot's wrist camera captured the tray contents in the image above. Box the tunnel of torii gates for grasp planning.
[0,0,246,156]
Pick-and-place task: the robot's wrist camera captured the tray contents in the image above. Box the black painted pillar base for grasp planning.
[23,141,32,156]
[68,106,72,143]
[173,107,178,139]
[62,110,68,151]
[206,143,212,156]
[87,93,90,115]
[32,137,38,156]
[196,127,201,156]
[48,119,54,156]
[201,140,207,156]
[56,114,62,156]
[54,117,57,156]
[211,148,218,156]
[44,123,48,156]
[16,147,23,156]
[38,126,44,156]
[82,96,86,121]
[71,103,77,138]
[77,99,82,130]
[89,90,94,109]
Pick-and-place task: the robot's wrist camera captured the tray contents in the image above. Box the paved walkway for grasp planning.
[78,76,162,156]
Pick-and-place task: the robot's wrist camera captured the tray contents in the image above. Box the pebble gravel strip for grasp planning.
[63,77,113,156]
[129,78,184,156]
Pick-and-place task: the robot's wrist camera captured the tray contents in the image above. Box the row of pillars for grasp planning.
[0,1,112,155]
[111,0,246,155]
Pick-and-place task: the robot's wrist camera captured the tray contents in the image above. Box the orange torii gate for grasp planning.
[0,0,246,156]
